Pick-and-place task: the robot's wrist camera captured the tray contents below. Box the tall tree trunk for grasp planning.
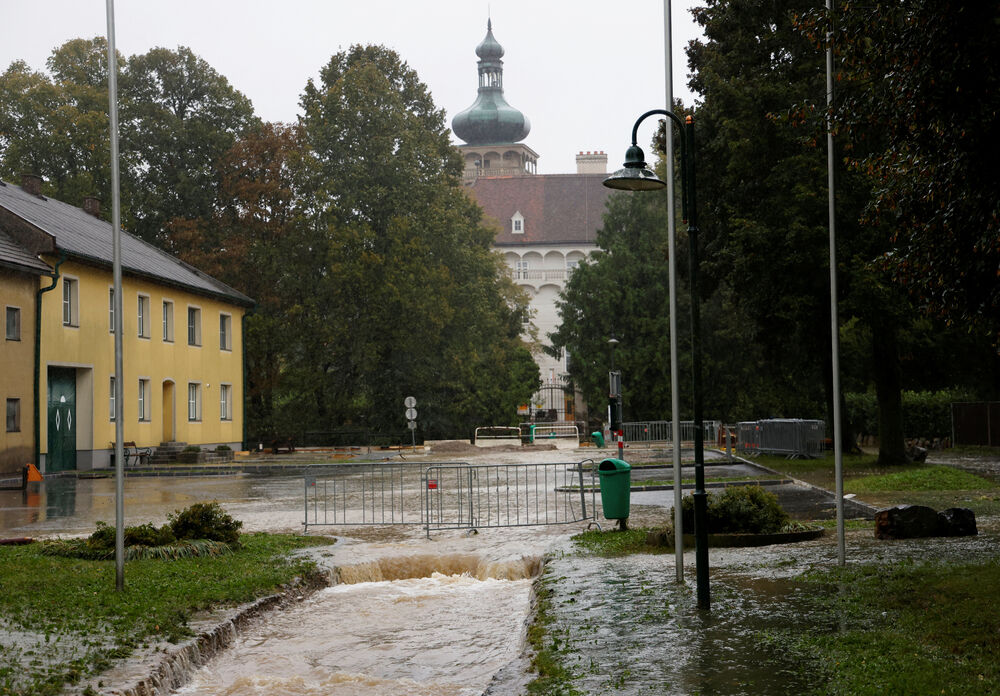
[871,319,908,465]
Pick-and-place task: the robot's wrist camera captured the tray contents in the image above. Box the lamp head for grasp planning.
[603,143,667,191]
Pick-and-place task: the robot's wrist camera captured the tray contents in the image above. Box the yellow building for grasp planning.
[0,223,51,477]
[0,176,253,472]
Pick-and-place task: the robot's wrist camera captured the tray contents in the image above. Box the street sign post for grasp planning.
[404,397,417,450]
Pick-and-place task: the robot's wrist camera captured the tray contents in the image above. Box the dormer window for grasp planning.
[511,211,525,234]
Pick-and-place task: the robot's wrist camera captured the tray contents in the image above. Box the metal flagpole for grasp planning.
[826,0,846,566]
[105,0,126,590]
[664,0,684,582]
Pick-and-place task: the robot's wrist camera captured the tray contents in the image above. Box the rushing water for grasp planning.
[173,556,539,696]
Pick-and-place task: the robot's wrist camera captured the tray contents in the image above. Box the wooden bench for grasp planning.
[110,441,152,467]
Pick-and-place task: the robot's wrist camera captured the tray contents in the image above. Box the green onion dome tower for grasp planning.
[453,19,537,181]
[452,19,531,145]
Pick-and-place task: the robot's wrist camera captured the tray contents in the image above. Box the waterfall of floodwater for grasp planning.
[172,554,542,696]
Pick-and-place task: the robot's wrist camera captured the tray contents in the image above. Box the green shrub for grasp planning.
[215,444,232,452]
[42,537,233,561]
[86,521,175,551]
[182,445,201,453]
[168,502,242,545]
[679,485,789,534]
[846,389,973,439]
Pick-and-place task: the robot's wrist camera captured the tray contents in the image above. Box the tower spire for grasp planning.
[451,18,530,146]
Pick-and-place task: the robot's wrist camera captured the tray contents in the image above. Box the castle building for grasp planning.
[453,20,614,422]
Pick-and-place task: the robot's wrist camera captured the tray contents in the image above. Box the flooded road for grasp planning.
[11,445,970,695]
[0,473,307,537]
[174,572,533,696]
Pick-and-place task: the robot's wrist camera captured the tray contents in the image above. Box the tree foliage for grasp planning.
[0,39,117,205]
[799,1,1000,333]
[0,39,257,243]
[289,45,537,437]
[170,47,539,439]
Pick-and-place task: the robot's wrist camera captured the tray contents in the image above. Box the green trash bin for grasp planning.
[591,431,605,448]
[597,458,631,521]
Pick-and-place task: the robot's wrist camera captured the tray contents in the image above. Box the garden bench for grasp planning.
[110,441,152,467]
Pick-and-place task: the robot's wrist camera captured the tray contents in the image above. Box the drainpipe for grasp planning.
[241,304,256,451]
[34,252,66,468]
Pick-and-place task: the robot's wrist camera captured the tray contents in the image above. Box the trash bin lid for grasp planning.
[598,458,630,473]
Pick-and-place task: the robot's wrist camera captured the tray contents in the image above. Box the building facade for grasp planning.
[0,227,50,475]
[0,176,252,472]
[453,21,615,421]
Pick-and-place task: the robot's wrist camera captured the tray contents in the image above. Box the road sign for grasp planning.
[404,396,417,408]
[405,407,417,420]
[407,420,417,430]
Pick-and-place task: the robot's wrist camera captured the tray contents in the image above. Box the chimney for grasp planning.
[83,196,101,217]
[576,151,608,174]
[20,173,42,196]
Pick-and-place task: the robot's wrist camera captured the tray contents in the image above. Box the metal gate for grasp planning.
[303,461,597,536]
[423,462,596,536]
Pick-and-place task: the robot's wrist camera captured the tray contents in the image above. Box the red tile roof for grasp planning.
[467,173,615,246]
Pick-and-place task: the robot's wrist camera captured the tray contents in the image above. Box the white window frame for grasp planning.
[138,378,151,422]
[515,260,529,280]
[187,306,201,346]
[5,306,20,341]
[219,313,232,351]
[511,211,525,234]
[108,287,115,333]
[187,382,202,422]
[109,376,116,421]
[219,383,232,421]
[162,300,174,342]
[62,276,79,327]
[137,294,151,338]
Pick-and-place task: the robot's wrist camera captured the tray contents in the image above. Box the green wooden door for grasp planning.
[47,367,76,472]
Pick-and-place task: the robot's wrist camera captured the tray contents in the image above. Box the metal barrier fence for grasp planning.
[423,462,596,536]
[303,462,426,530]
[473,426,522,447]
[736,419,825,458]
[623,420,722,446]
[529,424,580,447]
[303,461,598,536]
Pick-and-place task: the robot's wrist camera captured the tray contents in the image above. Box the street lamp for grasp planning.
[604,109,711,611]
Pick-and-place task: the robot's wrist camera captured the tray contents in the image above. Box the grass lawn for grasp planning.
[753,453,1000,515]
[0,532,332,696]
[778,557,1000,695]
[527,526,1000,695]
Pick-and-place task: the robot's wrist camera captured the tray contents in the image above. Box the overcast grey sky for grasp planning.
[1,1,704,175]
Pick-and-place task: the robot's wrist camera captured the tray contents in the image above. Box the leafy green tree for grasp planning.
[0,39,256,244]
[550,166,820,427]
[169,123,315,438]
[685,0,862,444]
[0,38,118,205]
[810,0,1000,335]
[289,45,537,437]
[121,46,258,244]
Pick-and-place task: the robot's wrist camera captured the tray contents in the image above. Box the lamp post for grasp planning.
[604,109,710,610]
